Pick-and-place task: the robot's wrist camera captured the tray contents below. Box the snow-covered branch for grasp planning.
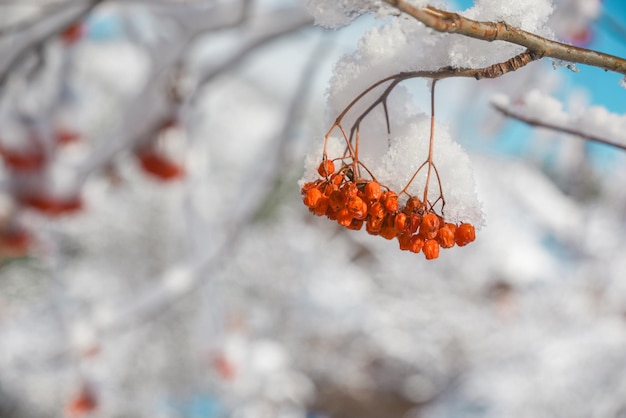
[382,1,626,76]
[491,91,626,152]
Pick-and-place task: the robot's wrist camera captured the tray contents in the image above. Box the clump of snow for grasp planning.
[517,88,569,125]
[462,0,554,35]
[377,116,484,226]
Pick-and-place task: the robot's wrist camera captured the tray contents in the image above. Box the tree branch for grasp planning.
[491,100,626,152]
[382,1,626,76]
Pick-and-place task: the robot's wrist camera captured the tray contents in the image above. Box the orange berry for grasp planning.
[404,196,423,214]
[445,222,457,235]
[366,217,383,235]
[379,215,397,240]
[455,223,476,246]
[323,183,336,196]
[437,225,455,248]
[407,213,421,234]
[381,191,399,213]
[419,213,440,239]
[301,182,316,194]
[364,181,382,201]
[328,190,346,212]
[340,181,358,199]
[368,202,385,220]
[137,150,184,181]
[356,199,369,220]
[21,194,82,216]
[397,233,412,251]
[423,239,440,260]
[312,197,328,216]
[347,196,366,218]
[336,207,353,227]
[61,22,85,45]
[318,160,335,177]
[394,212,407,233]
[66,384,97,418]
[303,188,322,209]
[409,235,424,253]
[331,172,344,185]
[347,218,364,231]
[326,206,338,220]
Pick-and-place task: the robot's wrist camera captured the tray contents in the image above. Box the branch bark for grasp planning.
[382,1,626,76]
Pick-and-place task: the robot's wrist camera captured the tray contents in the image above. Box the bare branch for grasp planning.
[382,1,626,76]
[491,100,626,152]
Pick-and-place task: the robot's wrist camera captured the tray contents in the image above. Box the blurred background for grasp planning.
[1,0,626,417]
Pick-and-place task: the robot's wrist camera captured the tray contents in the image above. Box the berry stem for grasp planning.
[423,80,437,205]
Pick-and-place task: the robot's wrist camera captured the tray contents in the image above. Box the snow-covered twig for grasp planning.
[382,1,626,75]
[0,0,104,89]
[491,93,626,152]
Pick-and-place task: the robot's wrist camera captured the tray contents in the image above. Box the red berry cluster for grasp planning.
[301,160,475,259]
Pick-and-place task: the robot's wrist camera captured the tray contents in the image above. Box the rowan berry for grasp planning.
[318,160,335,177]
[455,223,476,246]
[323,183,337,196]
[419,213,440,239]
[366,217,383,235]
[409,235,424,253]
[381,191,399,213]
[364,181,382,201]
[137,150,184,181]
[436,224,455,248]
[328,190,346,212]
[407,213,421,234]
[404,196,423,214]
[337,207,353,227]
[397,233,412,251]
[326,206,338,220]
[312,197,329,216]
[301,182,316,194]
[61,22,85,45]
[303,188,322,209]
[340,181,358,199]
[393,212,407,233]
[66,384,97,418]
[368,201,385,220]
[331,172,345,185]
[347,218,364,231]
[423,239,440,260]
[379,216,398,240]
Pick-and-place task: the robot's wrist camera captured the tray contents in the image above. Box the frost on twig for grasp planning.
[491,90,626,151]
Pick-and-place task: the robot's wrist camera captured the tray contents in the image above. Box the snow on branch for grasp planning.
[382,1,626,76]
[491,91,626,152]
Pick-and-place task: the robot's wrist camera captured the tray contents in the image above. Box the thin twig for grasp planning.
[0,0,105,90]
[382,1,626,76]
[492,101,626,152]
